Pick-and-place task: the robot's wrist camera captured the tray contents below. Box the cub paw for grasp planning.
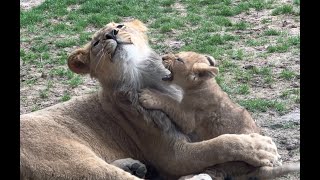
[138,89,161,109]
[111,158,147,178]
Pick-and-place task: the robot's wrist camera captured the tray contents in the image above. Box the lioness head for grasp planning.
[67,19,156,84]
[162,51,219,88]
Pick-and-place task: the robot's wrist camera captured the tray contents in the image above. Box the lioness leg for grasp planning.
[156,133,279,176]
[111,158,147,178]
[20,117,141,180]
[21,141,141,180]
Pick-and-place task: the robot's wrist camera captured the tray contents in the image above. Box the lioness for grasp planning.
[139,51,300,179]
[20,20,280,179]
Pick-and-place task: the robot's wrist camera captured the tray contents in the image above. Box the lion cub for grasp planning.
[139,51,259,140]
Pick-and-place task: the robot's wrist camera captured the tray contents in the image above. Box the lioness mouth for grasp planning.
[162,73,173,81]
[109,41,133,62]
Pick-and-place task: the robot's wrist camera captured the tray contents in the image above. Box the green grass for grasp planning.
[264,29,281,36]
[271,5,294,15]
[238,98,286,113]
[233,21,249,30]
[235,84,250,95]
[232,49,244,60]
[280,69,297,80]
[68,75,83,88]
[267,43,289,53]
[39,80,53,99]
[55,38,78,48]
[61,92,71,102]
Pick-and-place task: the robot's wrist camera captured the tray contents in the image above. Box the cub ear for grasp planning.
[205,55,217,66]
[192,62,219,80]
[127,19,148,32]
[67,48,90,74]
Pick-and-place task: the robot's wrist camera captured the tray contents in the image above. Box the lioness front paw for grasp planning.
[224,133,281,167]
[111,158,147,178]
[241,133,281,167]
[138,89,162,109]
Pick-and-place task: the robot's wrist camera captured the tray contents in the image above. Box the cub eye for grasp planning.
[116,24,124,28]
[93,40,100,47]
[176,58,184,63]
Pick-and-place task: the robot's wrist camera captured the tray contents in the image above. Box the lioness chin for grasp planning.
[21,20,280,180]
[139,51,300,179]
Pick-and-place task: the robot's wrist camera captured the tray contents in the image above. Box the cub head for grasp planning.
[67,19,150,83]
[162,51,219,88]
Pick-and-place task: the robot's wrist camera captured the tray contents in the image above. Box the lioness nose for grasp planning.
[111,29,118,36]
[105,29,118,40]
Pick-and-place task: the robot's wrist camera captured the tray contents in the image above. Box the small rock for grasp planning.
[270,124,283,129]
[291,82,300,88]
[287,144,299,151]
[41,72,47,79]
[243,65,254,69]
[282,20,288,27]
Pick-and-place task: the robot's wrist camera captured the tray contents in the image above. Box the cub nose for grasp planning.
[105,29,118,40]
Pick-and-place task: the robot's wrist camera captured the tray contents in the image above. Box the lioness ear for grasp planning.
[67,48,90,74]
[192,63,219,80]
[127,19,148,32]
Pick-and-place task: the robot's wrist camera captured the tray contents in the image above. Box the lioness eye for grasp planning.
[176,58,184,63]
[116,24,124,28]
[93,40,100,47]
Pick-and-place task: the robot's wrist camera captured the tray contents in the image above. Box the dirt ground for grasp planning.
[20,0,300,179]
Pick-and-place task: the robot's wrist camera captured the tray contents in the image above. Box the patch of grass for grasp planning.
[271,5,294,15]
[267,43,289,53]
[232,49,244,60]
[56,52,69,65]
[238,98,286,113]
[55,38,78,48]
[280,88,299,99]
[31,44,49,53]
[39,81,53,99]
[261,18,271,24]
[151,16,185,32]
[264,29,281,36]
[252,67,272,76]
[246,38,269,46]
[215,6,235,16]
[212,16,232,27]
[288,36,300,47]
[50,67,74,79]
[39,89,49,99]
[235,84,250,95]
[31,105,41,112]
[68,75,83,88]
[220,60,238,69]
[282,121,299,129]
[264,76,274,84]
[233,21,249,30]
[25,78,38,85]
[280,69,297,80]
[293,0,300,5]
[235,69,253,83]
[61,92,71,102]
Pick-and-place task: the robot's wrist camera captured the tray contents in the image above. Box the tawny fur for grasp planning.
[139,52,299,179]
[20,20,281,180]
